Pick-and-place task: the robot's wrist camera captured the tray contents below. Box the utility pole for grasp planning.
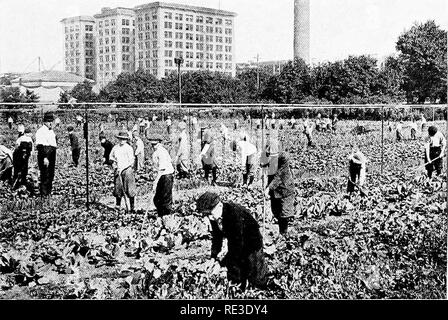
[174,57,184,104]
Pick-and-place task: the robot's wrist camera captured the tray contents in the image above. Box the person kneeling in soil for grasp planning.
[110,131,137,213]
[196,192,268,291]
[148,134,174,217]
[347,150,368,195]
[424,126,446,179]
[263,150,295,236]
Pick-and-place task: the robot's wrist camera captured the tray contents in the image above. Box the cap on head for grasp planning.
[67,125,74,132]
[115,131,130,140]
[428,126,438,136]
[43,112,54,122]
[196,192,220,215]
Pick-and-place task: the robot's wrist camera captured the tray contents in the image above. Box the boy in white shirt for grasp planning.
[232,132,257,186]
[36,112,57,196]
[110,131,137,212]
[424,126,446,179]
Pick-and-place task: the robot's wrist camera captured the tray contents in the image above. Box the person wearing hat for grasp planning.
[0,143,13,185]
[67,126,80,167]
[17,124,25,138]
[148,134,175,216]
[196,192,268,290]
[232,132,257,187]
[424,126,446,179]
[263,150,295,236]
[303,118,314,147]
[166,116,172,135]
[99,133,114,166]
[200,129,218,185]
[347,149,368,194]
[109,131,137,212]
[35,112,57,197]
[132,130,145,172]
[13,127,33,189]
[175,121,190,179]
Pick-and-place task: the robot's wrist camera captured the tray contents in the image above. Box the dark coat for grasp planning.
[210,202,265,286]
[101,140,114,162]
[267,152,295,199]
[69,133,80,150]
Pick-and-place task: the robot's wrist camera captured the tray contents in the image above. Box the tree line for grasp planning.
[1,20,446,106]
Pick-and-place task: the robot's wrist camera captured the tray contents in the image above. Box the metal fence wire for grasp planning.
[0,103,447,216]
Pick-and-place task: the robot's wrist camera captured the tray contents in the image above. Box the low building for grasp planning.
[236,60,290,76]
[10,70,93,103]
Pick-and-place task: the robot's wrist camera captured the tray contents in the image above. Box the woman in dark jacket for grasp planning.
[264,151,295,235]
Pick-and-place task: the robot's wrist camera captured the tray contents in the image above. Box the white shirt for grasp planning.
[192,117,198,125]
[237,140,257,165]
[134,137,145,156]
[152,115,157,122]
[177,130,189,161]
[76,115,82,121]
[110,143,135,171]
[152,144,174,174]
[35,125,57,147]
[426,131,446,148]
[220,125,229,139]
[409,122,418,131]
[16,135,34,149]
[396,123,403,131]
[8,117,13,123]
[166,119,172,126]
[0,145,13,161]
[55,118,61,125]
[291,118,296,124]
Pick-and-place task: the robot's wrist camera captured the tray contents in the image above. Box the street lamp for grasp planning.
[174,57,184,104]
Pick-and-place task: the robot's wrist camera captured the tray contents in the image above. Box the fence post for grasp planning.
[261,104,265,239]
[84,103,90,210]
[381,105,384,177]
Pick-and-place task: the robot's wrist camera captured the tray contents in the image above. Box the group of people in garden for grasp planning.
[0,109,446,292]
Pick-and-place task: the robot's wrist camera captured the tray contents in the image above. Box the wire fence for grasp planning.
[0,103,447,213]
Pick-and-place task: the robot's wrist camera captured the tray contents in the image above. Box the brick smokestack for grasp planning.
[294,0,310,64]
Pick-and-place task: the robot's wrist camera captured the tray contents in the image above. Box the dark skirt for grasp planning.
[113,167,137,198]
[153,173,174,216]
[425,147,442,175]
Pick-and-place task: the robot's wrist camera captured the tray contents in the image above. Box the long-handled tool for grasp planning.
[348,177,367,197]
[410,153,446,172]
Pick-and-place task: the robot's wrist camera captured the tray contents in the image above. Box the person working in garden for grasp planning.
[409,118,418,140]
[0,143,13,185]
[76,114,83,127]
[396,121,404,141]
[132,131,145,172]
[99,133,114,166]
[200,129,218,186]
[231,132,257,187]
[110,131,137,213]
[8,116,13,130]
[67,126,80,167]
[13,127,33,189]
[196,192,268,290]
[263,148,295,236]
[148,134,174,217]
[175,121,190,179]
[347,149,368,195]
[303,118,314,147]
[166,116,172,134]
[332,114,339,132]
[290,116,296,129]
[35,112,57,197]
[424,126,446,179]
[420,114,427,131]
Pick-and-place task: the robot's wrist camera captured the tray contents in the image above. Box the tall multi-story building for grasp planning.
[61,16,96,80]
[134,2,237,79]
[94,7,136,88]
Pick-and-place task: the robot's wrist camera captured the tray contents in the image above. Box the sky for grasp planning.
[0,0,447,73]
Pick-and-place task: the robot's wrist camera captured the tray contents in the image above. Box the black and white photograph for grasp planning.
[0,0,447,308]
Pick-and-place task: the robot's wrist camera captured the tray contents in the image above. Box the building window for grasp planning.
[165,50,173,57]
[225,28,232,35]
[165,41,172,48]
[206,17,213,24]
[175,41,183,49]
[164,22,172,29]
[175,51,182,58]
[216,18,222,25]
[174,13,183,21]
[111,19,116,26]
[196,52,203,59]
[185,24,193,31]
[175,32,183,39]
[165,59,173,67]
[196,25,204,32]
[164,31,172,38]
[105,20,109,27]
[186,33,193,40]
[206,44,213,51]
[225,37,232,44]
[225,46,232,52]
[186,42,193,49]
[164,12,172,19]
[196,16,203,23]
[225,19,232,26]
[175,23,183,30]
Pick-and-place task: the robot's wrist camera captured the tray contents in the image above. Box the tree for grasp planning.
[69,80,97,102]
[396,20,447,103]
[262,57,312,103]
[236,68,271,102]
[0,87,39,106]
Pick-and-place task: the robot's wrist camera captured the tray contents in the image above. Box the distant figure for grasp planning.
[332,114,338,132]
[410,118,418,140]
[232,132,257,186]
[396,121,404,142]
[347,150,368,194]
[36,112,57,196]
[54,116,61,128]
[278,119,285,130]
[7,117,13,130]
[152,114,157,124]
[166,116,172,134]
[303,119,314,147]
[420,114,427,131]
[290,116,296,129]
[67,126,80,167]
[234,119,239,130]
[255,118,261,130]
[17,124,25,138]
[100,133,114,166]
[76,114,83,127]
[175,122,190,179]
[200,129,217,185]
[424,126,446,179]
[132,131,145,172]
[13,128,33,189]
